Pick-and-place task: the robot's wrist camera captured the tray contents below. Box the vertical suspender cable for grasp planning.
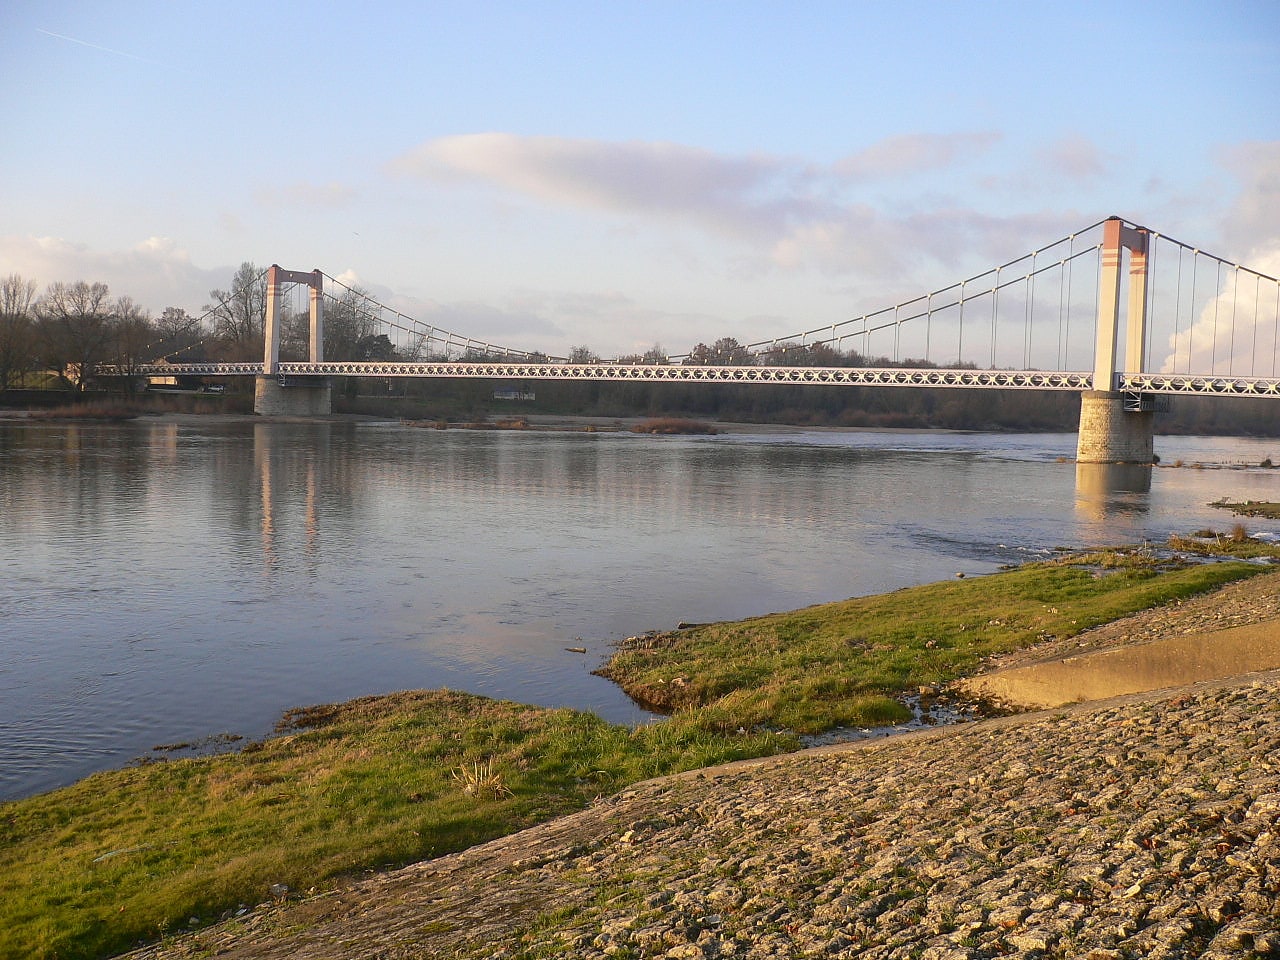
[1188,252,1199,375]
[1172,246,1183,374]
[1064,237,1074,369]
[957,280,965,366]
[1228,265,1240,375]
[1210,260,1222,372]
[1273,278,1280,377]
[1093,245,1102,373]
[1057,257,1067,370]
[1023,262,1035,369]
[990,267,1000,368]
[925,292,932,363]
[1250,273,1261,378]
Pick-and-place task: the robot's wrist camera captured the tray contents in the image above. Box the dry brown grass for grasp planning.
[630,417,718,435]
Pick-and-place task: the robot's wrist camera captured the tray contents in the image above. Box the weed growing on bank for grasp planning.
[1168,525,1280,560]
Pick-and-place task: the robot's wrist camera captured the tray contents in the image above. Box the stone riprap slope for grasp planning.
[133,674,1280,960]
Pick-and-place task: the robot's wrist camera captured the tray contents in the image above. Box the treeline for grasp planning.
[0,264,399,395]
[368,374,1280,437]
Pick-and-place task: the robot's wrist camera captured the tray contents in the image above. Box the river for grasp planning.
[1,417,1277,800]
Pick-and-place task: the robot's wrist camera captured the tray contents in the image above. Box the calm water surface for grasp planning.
[1,419,1277,800]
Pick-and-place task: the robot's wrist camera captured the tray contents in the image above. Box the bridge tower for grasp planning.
[253,265,333,416]
[1076,218,1154,463]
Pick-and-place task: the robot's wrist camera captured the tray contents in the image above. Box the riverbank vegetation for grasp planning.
[629,417,717,434]
[1212,499,1280,519]
[334,377,1280,437]
[1,694,787,960]
[1,550,1271,959]
[597,553,1267,732]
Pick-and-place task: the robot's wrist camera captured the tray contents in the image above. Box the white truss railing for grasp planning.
[1118,373,1280,396]
[103,362,1280,395]
[120,361,1093,390]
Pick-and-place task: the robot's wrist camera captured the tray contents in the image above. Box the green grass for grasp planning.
[1209,499,1280,520]
[0,554,1268,960]
[1169,527,1280,559]
[0,691,785,960]
[598,557,1267,734]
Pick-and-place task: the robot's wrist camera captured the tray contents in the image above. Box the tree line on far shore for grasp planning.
[0,265,399,394]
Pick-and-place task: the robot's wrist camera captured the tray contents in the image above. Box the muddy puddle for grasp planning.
[959,620,1280,709]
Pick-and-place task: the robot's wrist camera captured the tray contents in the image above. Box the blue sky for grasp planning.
[2,0,1278,357]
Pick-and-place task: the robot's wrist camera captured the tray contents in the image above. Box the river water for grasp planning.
[1,418,1277,800]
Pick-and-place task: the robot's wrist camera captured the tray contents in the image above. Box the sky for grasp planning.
[2,0,1278,360]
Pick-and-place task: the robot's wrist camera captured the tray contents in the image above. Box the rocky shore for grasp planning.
[130,673,1280,958]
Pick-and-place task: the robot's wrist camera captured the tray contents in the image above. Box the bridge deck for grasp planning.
[112,362,1280,396]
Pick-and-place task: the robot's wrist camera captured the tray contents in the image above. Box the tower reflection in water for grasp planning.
[1074,463,1152,533]
[253,423,320,575]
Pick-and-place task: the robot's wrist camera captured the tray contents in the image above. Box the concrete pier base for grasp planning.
[253,376,332,416]
[1075,390,1154,464]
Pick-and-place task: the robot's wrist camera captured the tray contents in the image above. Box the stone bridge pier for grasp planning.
[254,265,333,416]
[254,376,333,416]
[1075,219,1155,464]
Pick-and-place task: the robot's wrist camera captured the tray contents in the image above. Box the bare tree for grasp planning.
[278,302,310,362]
[0,274,38,391]
[108,296,155,395]
[642,344,669,364]
[155,307,204,358]
[206,262,266,360]
[324,284,379,360]
[568,345,600,364]
[759,341,850,367]
[38,281,114,391]
[684,337,755,366]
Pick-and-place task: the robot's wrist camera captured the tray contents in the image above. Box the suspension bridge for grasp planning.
[119,217,1280,464]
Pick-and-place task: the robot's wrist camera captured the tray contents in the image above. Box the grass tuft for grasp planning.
[452,758,514,799]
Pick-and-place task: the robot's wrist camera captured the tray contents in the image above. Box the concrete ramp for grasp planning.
[959,619,1280,709]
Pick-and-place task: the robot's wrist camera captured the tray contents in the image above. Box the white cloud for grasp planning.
[1153,144,1280,376]
[255,181,356,209]
[393,133,803,237]
[391,132,1047,289]
[1037,135,1109,181]
[833,132,1001,179]
[1219,141,1280,257]
[1157,246,1280,377]
[0,235,230,314]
